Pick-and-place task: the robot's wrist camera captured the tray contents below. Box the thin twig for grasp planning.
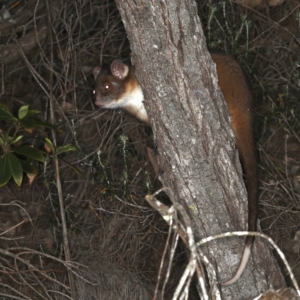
[45,0,76,298]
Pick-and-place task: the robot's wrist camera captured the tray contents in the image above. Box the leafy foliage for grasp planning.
[0,104,61,186]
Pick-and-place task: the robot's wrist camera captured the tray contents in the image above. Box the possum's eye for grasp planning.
[104,83,111,91]
[93,90,95,94]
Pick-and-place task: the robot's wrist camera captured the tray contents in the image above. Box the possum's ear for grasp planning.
[93,66,101,80]
[110,59,129,79]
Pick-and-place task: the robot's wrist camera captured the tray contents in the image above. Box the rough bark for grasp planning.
[115,0,285,299]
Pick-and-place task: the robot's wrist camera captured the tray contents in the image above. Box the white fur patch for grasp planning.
[120,85,149,123]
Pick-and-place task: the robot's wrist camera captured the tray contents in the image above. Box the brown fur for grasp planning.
[116,68,138,101]
[211,53,257,285]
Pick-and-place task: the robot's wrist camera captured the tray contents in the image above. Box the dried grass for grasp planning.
[0,0,299,298]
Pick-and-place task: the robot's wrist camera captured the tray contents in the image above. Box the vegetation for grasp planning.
[0,0,299,299]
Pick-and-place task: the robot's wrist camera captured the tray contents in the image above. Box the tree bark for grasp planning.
[115,0,285,299]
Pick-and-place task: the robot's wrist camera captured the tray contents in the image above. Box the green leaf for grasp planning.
[0,103,10,112]
[7,153,23,186]
[0,155,11,186]
[0,137,4,147]
[0,107,16,123]
[19,159,38,175]
[56,145,76,155]
[13,146,44,162]
[59,158,83,176]
[19,118,36,130]
[45,138,55,153]
[23,109,39,119]
[10,135,23,145]
[18,105,29,119]
[35,120,61,132]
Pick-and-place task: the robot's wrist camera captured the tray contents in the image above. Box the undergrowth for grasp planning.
[0,0,299,299]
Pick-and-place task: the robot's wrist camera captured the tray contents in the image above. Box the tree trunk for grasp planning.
[114,0,285,299]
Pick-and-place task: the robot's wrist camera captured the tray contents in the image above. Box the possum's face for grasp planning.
[93,60,148,123]
[93,60,129,109]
